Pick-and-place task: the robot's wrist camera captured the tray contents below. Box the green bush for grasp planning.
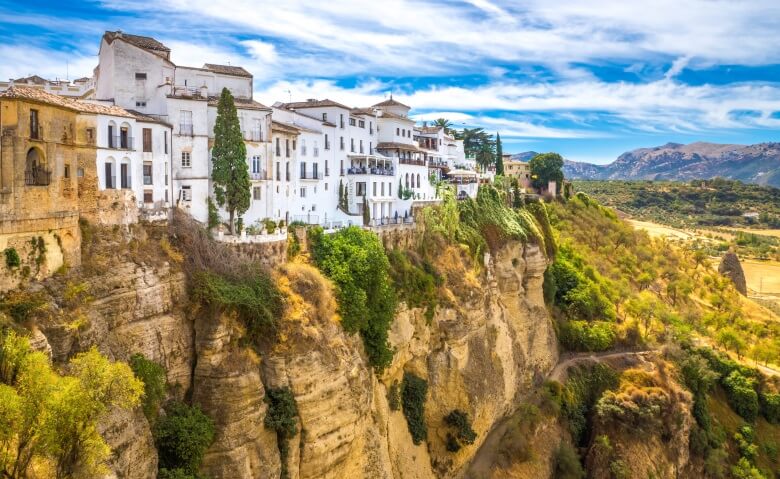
[309,226,397,371]
[443,409,477,452]
[553,442,585,479]
[559,320,616,352]
[191,270,283,347]
[154,401,215,476]
[401,372,428,445]
[263,218,277,234]
[4,248,20,269]
[130,353,167,423]
[549,253,615,321]
[723,371,759,422]
[206,197,220,230]
[561,364,619,446]
[264,387,298,479]
[387,249,440,323]
[0,290,48,323]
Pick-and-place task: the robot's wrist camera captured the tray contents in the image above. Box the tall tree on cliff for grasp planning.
[211,87,251,234]
[529,152,564,193]
[495,132,504,176]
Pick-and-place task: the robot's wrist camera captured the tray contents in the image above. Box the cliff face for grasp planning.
[30,232,557,479]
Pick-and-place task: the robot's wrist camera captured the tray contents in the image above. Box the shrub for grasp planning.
[264,387,298,479]
[154,401,215,476]
[553,442,584,479]
[387,249,440,322]
[0,290,48,323]
[130,353,167,423]
[309,226,397,371]
[731,457,765,479]
[559,320,616,352]
[723,371,759,422]
[263,218,277,234]
[401,372,428,445]
[760,392,780,424]
[443,409,477,452]
[206,197,220,230]
[4,248,20,269]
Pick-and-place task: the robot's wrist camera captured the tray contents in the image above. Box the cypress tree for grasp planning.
[211,87,251,234]
[363,197,371,226]
[398,179,403,199]
[495,132,504,176]
[338,180,345,210]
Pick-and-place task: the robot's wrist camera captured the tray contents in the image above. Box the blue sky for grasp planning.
[2,0,780,164]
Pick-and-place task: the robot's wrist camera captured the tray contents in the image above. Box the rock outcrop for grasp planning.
[718,250,748,295]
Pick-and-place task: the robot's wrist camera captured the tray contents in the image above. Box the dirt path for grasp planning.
[548,349,656,382]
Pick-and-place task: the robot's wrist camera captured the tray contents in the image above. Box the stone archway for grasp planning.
[25,147,49,186]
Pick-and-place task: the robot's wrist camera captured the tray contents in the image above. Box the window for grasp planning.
[30,109,39,139]
[301,139,307,156]
[325,182,328,191]
[396,127,400,136]
[181,151,191,167]
[381,182,385,196]
[181,185,192,201]
[64,165,70,179]
[164,131,168,154]
[144,190,153,203]
[300,162,306,178]
[358,119,365,128]
[286,139,290,157]
[293,140,297,151]
[86,128,95,143]
[300,187,307,198]
[77,168,84,178]
[105,163,114,189]
[143,162,153,185]
[313,163,319,178]
[350,138,355,153]
[324,134,330,150]
[253,186,262,200]
[325,160,329,176]
[276,138,281,156]
[349,118,356,126]
[136,101,147,108]
[135,73,147,80]
[340,136,345,150]
[251,156,261,174]
[356,182,366,196]
[285,162,290,181]
[322,112,328,121]
[369,121,373,134]
[369,142,373,154]
[313,141,319,157]
[340,114,345,128]
[143,128,152,152]
[276,162,280,181]
[179,111,193,135]
[252,119,262,141]
[359,140,364,154]
[373,182,377,196]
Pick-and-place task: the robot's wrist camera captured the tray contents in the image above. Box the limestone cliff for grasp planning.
[25,223,557,479]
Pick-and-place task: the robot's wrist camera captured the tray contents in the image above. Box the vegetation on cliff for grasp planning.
[0,330,143,479]
[155,401,215,479]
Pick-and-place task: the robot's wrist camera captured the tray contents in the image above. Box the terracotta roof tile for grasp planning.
[372,97,410,109]
[0,86,133,117]
[103,31,170,53]
[203,63,252,78]
[207,96,270,111]
[281,98,351,110]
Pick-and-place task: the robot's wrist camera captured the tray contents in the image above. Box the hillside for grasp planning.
[563,141,780,187]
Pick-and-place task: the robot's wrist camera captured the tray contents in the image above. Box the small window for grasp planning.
[64,165,70,179]
[144,190,153,203]
[143,162,153,185]
[253,186,262,200]
[86,128,95,142]
[77,168,84,178]
[181,151,191,167]
[358,120,365,128]
[181,185,192,201]
[322,112,327,121]
[164,131,168,154]
[396,127,400,135]
[135,72,147,80]
[349,118,356,126]
[136,101,147,108]
[300,187,307,198]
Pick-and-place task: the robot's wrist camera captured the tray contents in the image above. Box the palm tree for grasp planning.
[433,118,453,134]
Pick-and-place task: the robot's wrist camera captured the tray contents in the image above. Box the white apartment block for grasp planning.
[15,30,477,231]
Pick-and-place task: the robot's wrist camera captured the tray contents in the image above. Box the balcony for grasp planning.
[179,124,194,136]
[25,167,51,186]
[109,135,133,149]
[399,158,426,166]
[250,170,269,181]
[300,171,323,180]
[346,166,395,176]
[428,159,449,169]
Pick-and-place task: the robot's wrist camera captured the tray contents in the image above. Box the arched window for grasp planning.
[416,173,421,188]
[104,156,116,189]
[25,147,49,186]
[405,173,409,188]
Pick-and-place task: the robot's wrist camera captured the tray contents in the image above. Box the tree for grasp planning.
[456,128,495,168]
[495,132,504,176]
[529,152,564,193]
[717,328,746,359]
[363,197,371,226]
[155,401,215,476]
[211,87,251,234]
[433,118,453,135]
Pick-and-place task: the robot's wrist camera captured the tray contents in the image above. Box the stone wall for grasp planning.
[227,238,288,269]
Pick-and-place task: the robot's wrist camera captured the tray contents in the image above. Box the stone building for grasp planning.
[0,86,88,290]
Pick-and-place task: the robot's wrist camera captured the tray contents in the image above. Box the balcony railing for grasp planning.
[370,216,414,227]
[109,135,133,149]
[250,171,269,181]
[179,124,194,136]
[346,166,395,176]
[25,167,51,186]
[428,160,449,169]
[300,171,323,180]
[399,158,426,166]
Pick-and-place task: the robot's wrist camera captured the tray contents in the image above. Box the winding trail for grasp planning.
[548,349,656,382]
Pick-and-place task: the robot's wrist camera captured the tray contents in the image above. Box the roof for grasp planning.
[273,106,338,127]
[377,110,414,122]
[271,120,301,135]
[125,109,172,127]
[12,75,48,85]
[207,96,270,111]
[203,63,252,78]
[103,31,170,54]
[419,126,443,133]
[376,142,421,152]
[281,98,351,110]
[350,107,375,117]
[372,97,411,109]
[0,86,133,117]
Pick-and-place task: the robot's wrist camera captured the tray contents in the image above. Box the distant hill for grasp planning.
[510,151,539,162]
[563,141,780,188]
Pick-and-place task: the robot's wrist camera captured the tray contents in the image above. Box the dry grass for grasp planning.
[741,259,780,295]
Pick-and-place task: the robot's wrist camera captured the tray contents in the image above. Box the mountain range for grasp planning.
[514,142,780,188]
